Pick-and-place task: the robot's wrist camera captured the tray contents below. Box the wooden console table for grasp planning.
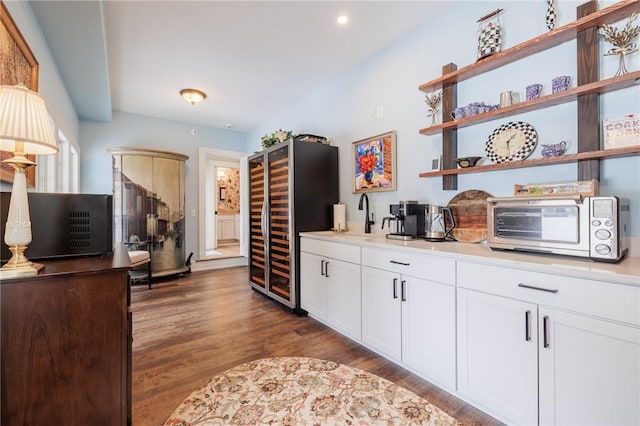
[1,245,132,425]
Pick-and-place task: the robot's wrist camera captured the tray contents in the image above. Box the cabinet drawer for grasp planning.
[362,246,455,285]
[300,237,360,264]
[457,261,640,326]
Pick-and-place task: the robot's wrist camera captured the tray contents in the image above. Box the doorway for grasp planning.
[198,147,248,263]
[208,166,240,258]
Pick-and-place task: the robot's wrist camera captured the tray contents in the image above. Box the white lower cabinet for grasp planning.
[457,261,640,426]
[457,288,538,425]
[361,267,402,360]
[361,247,456,391]
[300,237,640,426]
[300,239,361,341]
[538,308,640,426]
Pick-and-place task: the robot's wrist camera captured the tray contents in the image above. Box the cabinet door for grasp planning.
[325,259,361,341]
[299,252,326,320]
[401,276,455,391]
[362,266,401,362]
[457,288,538,425]
[539,308,640,426]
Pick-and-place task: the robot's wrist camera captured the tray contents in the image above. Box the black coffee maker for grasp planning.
[381,201,426,240]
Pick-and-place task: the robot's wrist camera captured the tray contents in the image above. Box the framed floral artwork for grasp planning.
[352,130,396,193]
[1,0,40,187]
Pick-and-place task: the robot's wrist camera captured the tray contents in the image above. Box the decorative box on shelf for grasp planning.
[603,113,640,149]
[294,134,329,145]
[514,179,598,197]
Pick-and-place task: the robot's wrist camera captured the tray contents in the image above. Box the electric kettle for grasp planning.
[424,205,455,241]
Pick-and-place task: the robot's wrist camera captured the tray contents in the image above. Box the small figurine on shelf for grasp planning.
[424,90,442,126]
[545,0,556,31]
[599,12,640,77]
[477,8,503,60]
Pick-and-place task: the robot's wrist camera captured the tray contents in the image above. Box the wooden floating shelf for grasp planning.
[417,0,640,93]
[419,146,640,178]
[419,71,640,135]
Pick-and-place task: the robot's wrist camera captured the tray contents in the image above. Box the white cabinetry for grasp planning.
[217,214,237,240]
[361,247,456,391]
[300,238,361,341]
[457,288,538,425]
[457,261,640,426]
[538,308,640,426]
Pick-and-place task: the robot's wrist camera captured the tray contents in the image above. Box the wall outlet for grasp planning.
[191,209,197,217]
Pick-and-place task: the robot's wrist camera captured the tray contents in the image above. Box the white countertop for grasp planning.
[300,231,640,287]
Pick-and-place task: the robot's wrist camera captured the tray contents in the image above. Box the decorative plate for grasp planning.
[485,121,538,163]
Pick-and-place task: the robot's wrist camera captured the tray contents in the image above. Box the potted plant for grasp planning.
[261,129,295,150]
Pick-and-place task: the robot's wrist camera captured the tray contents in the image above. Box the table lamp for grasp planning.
[0,84,58,278]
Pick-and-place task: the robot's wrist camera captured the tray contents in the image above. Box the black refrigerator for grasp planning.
[248,139,339,312]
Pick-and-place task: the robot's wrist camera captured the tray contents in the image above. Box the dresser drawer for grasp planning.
[362,246,455,285]
[457,261,640,326]
[300,237,360,264]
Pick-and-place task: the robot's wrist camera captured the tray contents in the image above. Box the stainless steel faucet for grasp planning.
[358,193,375,234]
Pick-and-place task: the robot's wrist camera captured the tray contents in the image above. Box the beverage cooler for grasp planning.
[248,140,338,311]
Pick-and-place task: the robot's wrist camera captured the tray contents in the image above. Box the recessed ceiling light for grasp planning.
[337,15,348,25]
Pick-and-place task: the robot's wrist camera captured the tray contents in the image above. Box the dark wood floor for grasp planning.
[130,266,501,425]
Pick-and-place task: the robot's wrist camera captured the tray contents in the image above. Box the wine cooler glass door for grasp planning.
[248,155,267,290]
[267,145,292,305]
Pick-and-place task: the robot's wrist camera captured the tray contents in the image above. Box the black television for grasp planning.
[0,192,113,263]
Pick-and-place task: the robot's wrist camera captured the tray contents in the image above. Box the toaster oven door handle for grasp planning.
[518,283,559,293]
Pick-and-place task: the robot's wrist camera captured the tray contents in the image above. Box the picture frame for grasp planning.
[219,187,226,201]
[431,155,442,171]
[352,130,396,193]
[1,0,40,187]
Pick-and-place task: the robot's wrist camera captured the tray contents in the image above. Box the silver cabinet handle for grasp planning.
[390,260,410,266]
[543,315,550,348]
[393,278,398,299]
[320,259,325,277]
[518,283,558,294]
[324,261,329,278]
[401,280,406,301]
[525,310,531,341]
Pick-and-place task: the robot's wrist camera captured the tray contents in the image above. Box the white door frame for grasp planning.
[198,147,248,260]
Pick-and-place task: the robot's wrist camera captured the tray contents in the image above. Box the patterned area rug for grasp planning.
[164,357,459,425]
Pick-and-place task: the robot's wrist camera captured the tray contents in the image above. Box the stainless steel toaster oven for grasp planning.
[487,195,629,262]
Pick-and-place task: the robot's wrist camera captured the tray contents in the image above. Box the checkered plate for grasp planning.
[485,121,538,163]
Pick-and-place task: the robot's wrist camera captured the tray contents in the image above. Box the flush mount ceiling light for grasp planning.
[180,88,207,106]
[337,15,349,25]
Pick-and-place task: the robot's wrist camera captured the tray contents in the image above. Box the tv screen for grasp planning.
[0,192,113,263]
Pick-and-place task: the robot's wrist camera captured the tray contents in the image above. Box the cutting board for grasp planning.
[446,190,493,243]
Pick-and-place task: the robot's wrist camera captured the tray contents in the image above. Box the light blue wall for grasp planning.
[248,0,640,236]
[79,110,247,261]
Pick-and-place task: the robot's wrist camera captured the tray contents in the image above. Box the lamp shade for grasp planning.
[0,84,58,155]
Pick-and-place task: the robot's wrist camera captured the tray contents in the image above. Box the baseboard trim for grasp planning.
[192,256,248,271]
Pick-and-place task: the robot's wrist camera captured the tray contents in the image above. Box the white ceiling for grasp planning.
[31,1,452,132]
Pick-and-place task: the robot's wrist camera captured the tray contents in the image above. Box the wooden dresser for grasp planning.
[1,245,132,425]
